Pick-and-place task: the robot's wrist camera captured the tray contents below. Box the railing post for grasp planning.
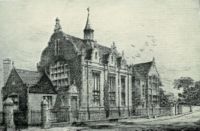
[41,98,50,129]
[3,98,15,131]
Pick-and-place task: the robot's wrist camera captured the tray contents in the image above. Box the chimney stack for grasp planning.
[3,58,13,85]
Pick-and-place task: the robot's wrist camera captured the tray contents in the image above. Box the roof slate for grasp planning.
[15,68,56,94]
[15,69,42,86]
[63,32,113,59]
[132,61,153,77]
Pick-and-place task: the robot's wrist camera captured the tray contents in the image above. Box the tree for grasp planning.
[192,81,200,105]
[159,88,171,107]
[173,77,194,112]
[174,77,194,90]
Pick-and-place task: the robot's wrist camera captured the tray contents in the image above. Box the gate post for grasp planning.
[3,98,15,131]
[41,98,50,129]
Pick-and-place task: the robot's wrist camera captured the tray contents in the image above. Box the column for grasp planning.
[3,98,15,131]
[41,98,50,129]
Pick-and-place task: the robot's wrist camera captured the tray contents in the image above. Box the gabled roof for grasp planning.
[62,32,112,60]
[14,68,56,94]
[132,61,153,77]
[29,73,57,94]
[15,69,42,86]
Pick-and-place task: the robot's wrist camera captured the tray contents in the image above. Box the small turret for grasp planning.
[83,8,94,40]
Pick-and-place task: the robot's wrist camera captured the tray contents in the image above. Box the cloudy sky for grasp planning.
[0,0,200,94]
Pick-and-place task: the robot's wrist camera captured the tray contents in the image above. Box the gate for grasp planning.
[14,111,28,129]
[49,108,70,123]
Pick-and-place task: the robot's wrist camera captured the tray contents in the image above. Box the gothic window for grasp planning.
[93,72,100,106]
[121,76,126,106]
[109,75,116,106]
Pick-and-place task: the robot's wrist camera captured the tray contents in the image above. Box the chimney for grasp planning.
[3,58,13,85]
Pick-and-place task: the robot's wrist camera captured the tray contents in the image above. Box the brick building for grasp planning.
[131,58,162,114]
[2,67,57,125]
[2,9,163,123]
[37,10,132,119]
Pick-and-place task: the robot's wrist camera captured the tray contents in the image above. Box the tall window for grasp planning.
[121,76,126,106]
[109,75,116,106]
[54,39,59,55]
[93,72,100,106]
[142,85,145,97]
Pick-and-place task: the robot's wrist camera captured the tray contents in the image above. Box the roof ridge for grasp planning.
[15,68,38,73]
[63,32,111,50]
[134,61,153,66]
[63,32,83,41]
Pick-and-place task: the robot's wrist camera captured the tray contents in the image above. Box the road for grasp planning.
[23,111,200,131]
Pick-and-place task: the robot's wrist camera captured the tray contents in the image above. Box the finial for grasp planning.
[152,57,155,62]
[12,61,14,67]
[87,7,90,15]
[111,42,116,50]
[54,17,62,33]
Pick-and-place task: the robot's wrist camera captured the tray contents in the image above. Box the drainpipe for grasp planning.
[127,67,130,116]
[146,76,150,118]
[118,67,121,117]
[86,60,90,120]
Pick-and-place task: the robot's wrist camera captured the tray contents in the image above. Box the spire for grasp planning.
[54,17,62,33]
[84,8,94,40]
[85,7,92,30]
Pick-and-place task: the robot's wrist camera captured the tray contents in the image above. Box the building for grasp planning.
[1,9,164,124]
[2,67,57,125]
[37,9,132,119]
[131,58,161,112]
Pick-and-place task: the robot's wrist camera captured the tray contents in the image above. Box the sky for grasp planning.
[0,0,200,95]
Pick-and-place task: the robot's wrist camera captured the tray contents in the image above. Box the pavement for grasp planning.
[119,111,193,124]
[21,111,200,131]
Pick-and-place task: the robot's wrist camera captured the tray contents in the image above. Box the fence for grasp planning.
[29,105,200,127]
[29,110,41,125]
[49,108,70,123]
[133,107,172,117]
[0,112,3,125]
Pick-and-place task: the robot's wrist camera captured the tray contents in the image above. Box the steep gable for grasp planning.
[15,69,41,87]
[132,61,153,78]
[148,62,160,77]
[29,73,57,94]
